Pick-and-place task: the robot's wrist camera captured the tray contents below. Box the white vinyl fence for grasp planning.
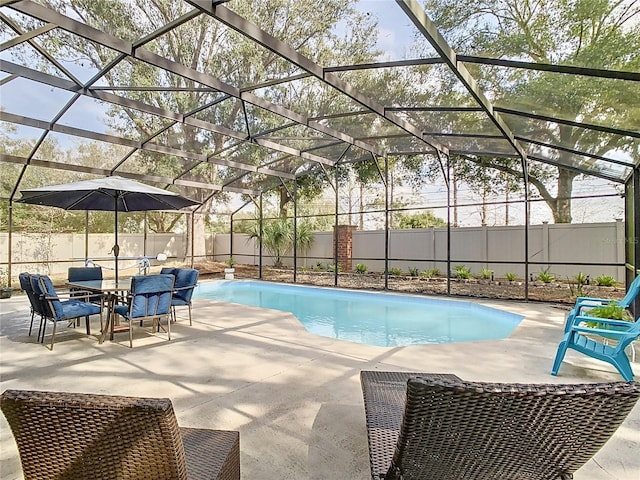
[1,221,626,281]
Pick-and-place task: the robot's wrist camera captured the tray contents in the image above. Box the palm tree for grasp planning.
[247,218,315,267]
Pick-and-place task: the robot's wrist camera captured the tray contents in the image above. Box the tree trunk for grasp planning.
[279,185,291,218]
[553,168,577,223]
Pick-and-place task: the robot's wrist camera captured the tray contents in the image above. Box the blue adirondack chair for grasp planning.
[35,275,103,350]
[112,274,175,348]
[562,275,640,334]
[552,314,640,381]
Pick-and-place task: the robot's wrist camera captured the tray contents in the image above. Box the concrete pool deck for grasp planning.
[1,284,638,479]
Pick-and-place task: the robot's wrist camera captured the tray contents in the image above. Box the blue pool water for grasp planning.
[193,281,523,347]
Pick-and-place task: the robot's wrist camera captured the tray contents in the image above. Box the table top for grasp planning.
[66,279,132,292]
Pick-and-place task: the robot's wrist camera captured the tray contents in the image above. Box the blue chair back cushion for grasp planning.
[68,267,103,282]
[173,269,198,303]
[115,274,174,319]
[29,274,46,317]
[160,267,178,276]
[19,272,41,315]
[18,272,31,291]
[38,275,100,321]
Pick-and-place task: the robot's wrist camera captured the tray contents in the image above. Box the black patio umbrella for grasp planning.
[18,176,200,282]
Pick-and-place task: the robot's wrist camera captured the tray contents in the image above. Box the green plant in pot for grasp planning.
[584,301,633,328]
[224,258,236,279]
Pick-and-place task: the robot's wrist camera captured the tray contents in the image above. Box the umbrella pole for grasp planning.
[114,196,119,283]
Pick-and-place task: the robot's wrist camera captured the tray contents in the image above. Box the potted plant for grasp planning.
[224,258,236,280]
[0,268,13,299]
[584,302,633,327]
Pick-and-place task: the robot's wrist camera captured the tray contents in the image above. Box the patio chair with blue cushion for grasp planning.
[35,275,103,350]
[1,389,240,480]
[171,268,199,326]
[18,273,43,339]
[112,274,175,348]
[68,266,105,329]
[552,314,640,381]
[360,371,640,480]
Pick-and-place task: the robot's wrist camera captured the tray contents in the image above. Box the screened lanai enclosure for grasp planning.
[1,0,639,305]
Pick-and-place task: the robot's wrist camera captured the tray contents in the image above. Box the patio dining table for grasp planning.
[65,278,132,344]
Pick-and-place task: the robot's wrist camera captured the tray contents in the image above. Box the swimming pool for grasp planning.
[193,281,524,347]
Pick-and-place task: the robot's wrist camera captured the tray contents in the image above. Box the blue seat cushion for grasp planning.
[58,300,101,322]
[171,298,189,307]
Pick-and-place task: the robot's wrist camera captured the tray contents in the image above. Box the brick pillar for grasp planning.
[334,225,357,272]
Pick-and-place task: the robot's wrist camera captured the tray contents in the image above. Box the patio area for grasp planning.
[1,283,638,479]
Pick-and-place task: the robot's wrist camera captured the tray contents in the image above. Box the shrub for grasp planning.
[327,263,341,272]
[389,267,403,276]
[586,302,633,320]
[408,267,419,277]
[584,301,633,328]
[505,272,517,282]
[569,272,588,297]
[354,263,368,274]
[479,268,492,280]
[420,268,440,279]
[313,262,324,272]
[454,265,471,279]
[537,267,554,283]
[595,275,617,287]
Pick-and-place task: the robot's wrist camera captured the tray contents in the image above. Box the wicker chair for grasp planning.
[360,370,640,480]
[0,389,240,480]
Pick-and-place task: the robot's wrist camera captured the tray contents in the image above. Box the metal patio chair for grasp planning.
[0,389,240,480]
[112,274,174,348]
[34,275,103,350]
[360,370,640,480]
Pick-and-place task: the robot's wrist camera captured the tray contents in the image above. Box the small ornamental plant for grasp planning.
[595,275,616,287]
[355,263,368,274]
[454,265,471,279]
[537,267,554,283]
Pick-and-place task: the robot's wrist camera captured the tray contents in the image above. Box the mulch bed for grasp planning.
[193,261,625,307]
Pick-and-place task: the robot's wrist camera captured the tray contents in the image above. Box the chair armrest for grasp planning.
[52,290,104,301]
[573,326,631,338]
[572,316,635,338]
[172,284,197,292]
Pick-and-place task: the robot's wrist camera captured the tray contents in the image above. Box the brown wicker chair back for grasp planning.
[1,389,240,480]
[360,371,640,480]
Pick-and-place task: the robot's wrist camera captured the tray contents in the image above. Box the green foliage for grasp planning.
[423,0,640,223]
[569,272,588,297]
[396,211,447,229]
[420,268,440,279]
[505,272,517,282]
[388,267,403,276]
[408,267,420,277]
[314,261,324,272]
[246,217,315,267]
[537,267,555,283]
[479,268,492,280]
[595,275,617,287]
[327,263,342,273]
[586,302,633,321]
[355,263,368,274]
[584,301,633,328]
[225,257,236,268]
[453,265,471,279]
